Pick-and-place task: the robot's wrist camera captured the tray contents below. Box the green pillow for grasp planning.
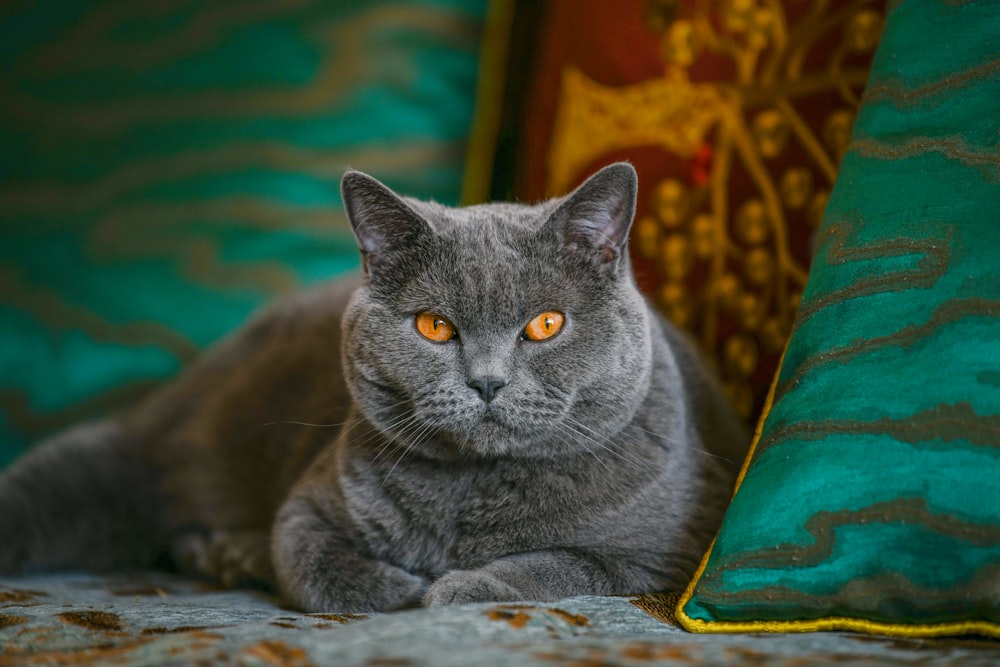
[678,0,1000,638]
[0,0,489,466]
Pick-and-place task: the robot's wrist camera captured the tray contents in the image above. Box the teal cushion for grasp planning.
[678,0,1000,638]
[0,0,489,466]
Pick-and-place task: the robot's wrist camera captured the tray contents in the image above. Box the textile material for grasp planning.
[678,0,1000,637]
[0,0,489,466]
[1,573,999,666]
[479,0,884,422]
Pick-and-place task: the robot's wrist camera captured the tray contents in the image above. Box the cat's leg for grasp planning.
[424,549,654,606]
[271,496,429,612]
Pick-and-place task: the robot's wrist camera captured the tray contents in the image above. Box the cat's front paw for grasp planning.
[424,569,523,606]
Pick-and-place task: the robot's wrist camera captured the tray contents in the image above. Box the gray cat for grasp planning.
[0,163,748,612]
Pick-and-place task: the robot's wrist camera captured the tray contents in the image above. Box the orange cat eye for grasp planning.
[415,312,457,342]
[523,311,565,341]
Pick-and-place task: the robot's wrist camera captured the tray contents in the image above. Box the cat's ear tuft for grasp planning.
[547,162,638,275]
[341,170,431,277]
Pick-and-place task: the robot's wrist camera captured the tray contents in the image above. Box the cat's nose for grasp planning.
[467,376,506,403]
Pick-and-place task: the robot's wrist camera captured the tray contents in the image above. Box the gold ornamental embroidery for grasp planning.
[547,69,727,196]
[546,0,883,418]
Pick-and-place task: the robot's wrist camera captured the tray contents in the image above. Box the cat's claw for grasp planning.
[423,569,523,606]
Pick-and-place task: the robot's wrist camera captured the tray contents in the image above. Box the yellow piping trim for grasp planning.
[677,615,1000,639]
[675,345,786,628]
[461,0,516,205]
[675,345,1000,639]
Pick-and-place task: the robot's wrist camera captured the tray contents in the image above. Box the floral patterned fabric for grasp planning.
[1,573,998,665]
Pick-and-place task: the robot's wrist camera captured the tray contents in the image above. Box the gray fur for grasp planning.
[0,163,748,612]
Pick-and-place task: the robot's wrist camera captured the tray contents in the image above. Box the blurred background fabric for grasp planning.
[0,0,490,466]
[0,0,885,465]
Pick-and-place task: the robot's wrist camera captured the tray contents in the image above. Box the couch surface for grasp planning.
[2,572,998,666]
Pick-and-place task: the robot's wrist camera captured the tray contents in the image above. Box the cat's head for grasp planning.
[339,163,653,459]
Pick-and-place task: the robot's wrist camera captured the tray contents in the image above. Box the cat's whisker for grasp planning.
[309,403,415,469]
[566,417,650,467]
[261,419,344,428]
[368,433,405,466]
[564,418,650,472]
[262,397,410,431]
[324,400,416,451]
[369,413,425,465]
[381,422,437,487]
[359,416,431,513]
[368,426,416,457]
[370,409,420,438]
[561,423,613,474]
[377,408,429,444]
[629,425,735,465]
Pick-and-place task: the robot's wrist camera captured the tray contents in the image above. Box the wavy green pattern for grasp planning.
[682,0,1000,635]
[0,0,488,465]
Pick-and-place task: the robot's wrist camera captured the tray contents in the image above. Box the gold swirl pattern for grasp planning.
[1,5,479,133]
[704,498,1000,579]
[791,214,954,328]
[699,563,1000,615]
[0,381,161,440]
[849,134,1000,180]
[547,69,727,196]
[862,54,1000,107]
[759,401,1000,455]
[22,0,315,74]
[0,266,199,362]
[0,141,461,220]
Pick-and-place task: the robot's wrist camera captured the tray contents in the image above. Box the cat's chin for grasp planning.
[445,418,511,458]
[449,415,554,459]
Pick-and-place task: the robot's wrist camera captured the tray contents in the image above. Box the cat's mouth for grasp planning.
[464,418,515,456]
[459,402,560,456]
[401,387,568,457]
[476,401,527,432]
[480,412,501,423]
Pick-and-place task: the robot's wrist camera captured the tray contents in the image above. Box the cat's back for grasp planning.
[125,274,364,529]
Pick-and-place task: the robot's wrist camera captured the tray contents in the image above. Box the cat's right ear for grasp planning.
[545,162,638,276]
[341,170,431,279]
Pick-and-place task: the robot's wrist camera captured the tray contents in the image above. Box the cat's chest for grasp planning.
[345,457,592,574]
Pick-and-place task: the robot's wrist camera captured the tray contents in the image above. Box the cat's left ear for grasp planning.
[545,162,638,275]
[341,170,432,279]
